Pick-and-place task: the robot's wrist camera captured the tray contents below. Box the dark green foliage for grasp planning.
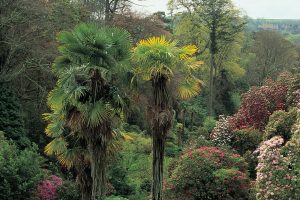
[106,196,129,200]
[214,70,236,116]
[0,132,44,200]
[108,132,151,199]
[165,143,182,157]
[281,73,300,107]
[0,84,29,147]
[108,157,134,196]
[264,108,297,141]
[243,150,258,179]
[230,128,262,179]
[231,128,263,155]
[55,180,80,200]
[203,117,217,133]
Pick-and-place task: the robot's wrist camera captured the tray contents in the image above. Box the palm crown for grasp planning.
[132,36,203,100]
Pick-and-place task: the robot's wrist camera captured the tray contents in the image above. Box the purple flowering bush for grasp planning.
[37,175,63,200]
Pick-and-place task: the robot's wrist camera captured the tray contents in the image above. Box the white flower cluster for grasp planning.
[256,136,284,200]
[210,115,232,146]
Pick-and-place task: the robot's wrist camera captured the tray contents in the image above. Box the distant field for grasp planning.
[248,19,300,34]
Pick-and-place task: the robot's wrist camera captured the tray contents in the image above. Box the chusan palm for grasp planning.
[132,36,203,200]
[44,23,132,200]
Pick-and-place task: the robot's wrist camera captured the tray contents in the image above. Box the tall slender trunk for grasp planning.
[89,137,107,200]
[178,109,186,146]
[77,165,93,200]
[89,70,109,200]
[151,76,172,200]
[190,111,194,129]
[152,128,165,200]
[104,0,110,23]
[209,27,217,116]
[209,52,215,116]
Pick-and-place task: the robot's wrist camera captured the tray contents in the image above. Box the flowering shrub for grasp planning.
[278,72,300,107]
[229,79,287,130]
[37,175,63,200]
[295,89,300,106]
[255,136,285,200]
[210,115,233,146]
[164,147,250,200]
[255,87,300,199]
[278,112,300,199]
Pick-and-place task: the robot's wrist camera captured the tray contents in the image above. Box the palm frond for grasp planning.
[44,137,68,156]
[105,27,133,61]
[75,101,112,127]
[47,87,66,111]
[177,78,203,100]
[179,45,198,60]
[45,120,64,138]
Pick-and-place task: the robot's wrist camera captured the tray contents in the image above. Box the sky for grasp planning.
[132,0,300,19]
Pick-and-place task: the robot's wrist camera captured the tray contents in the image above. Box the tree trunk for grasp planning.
[152,129,165,200]
[178,109,186,146]
[151,76,172,200]
[104,0,110,23]
[209,26,217,116]
[89,140,107,200]
[77,165,93,200]
[190,111,194,128]
[209,52,215,116]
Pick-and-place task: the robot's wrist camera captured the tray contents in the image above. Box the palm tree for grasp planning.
[44,23,132,200]
[132,36,202,200]
[44,110,92,199]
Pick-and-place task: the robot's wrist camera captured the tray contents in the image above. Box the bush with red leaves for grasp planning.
[164,147,250,200]
[229,79,288,130]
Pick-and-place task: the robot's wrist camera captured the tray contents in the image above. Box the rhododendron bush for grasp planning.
[256,117,300,199]
[210,115,232,146]
[37,175,63,200]
[230,79,288,130]
[164,147,250,200]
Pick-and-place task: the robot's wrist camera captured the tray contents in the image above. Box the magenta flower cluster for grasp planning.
[37,175,63,200]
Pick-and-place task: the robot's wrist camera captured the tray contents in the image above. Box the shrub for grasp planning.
[255,106,300,200]
[203,116,216,133]
[164,146,250,200]
[108,133,151,199]
[0,132,45,200]
[256,136,284,200]
[277,113,300,199]
[0,84,29,147]
[229,79,287,130]
[37,175,63,200]
[264,108,297,141]
[183,135,213,153]
[106,196,129,200]
[278,72,300,107]
[210,115,233,146]
[54,180,80,200]
[231,128,263,155]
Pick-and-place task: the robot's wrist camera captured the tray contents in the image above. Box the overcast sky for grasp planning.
[132,0,300,19]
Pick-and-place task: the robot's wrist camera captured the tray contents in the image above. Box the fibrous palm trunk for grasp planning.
[77,165,93,200]
[152,127,165,200]
[151,76,172,200]
[88,70,111,200]
[89,139,107,200]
